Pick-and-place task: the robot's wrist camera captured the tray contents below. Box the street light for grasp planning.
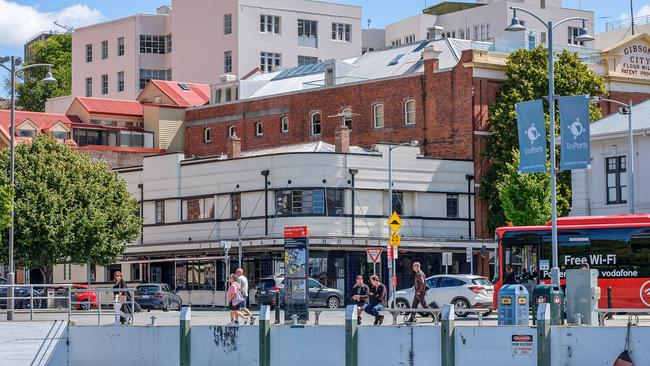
[0,56,57,320]
[505,7,593,287]
[590,96,635,214]
[387,140,418,307]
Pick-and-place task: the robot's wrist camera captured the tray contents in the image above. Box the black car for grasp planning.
[255,276,343,309]
[0,277,43,309]
[134,283,182,311]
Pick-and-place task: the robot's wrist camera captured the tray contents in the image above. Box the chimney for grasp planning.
[335,125,350,153]
[227,133,241,159]
[422,45,442,72]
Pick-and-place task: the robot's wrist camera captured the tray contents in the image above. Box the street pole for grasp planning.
[547,23,561,287]
[7,56,15,321]
[237,218,242,268]
[388,147,394,307]
[627,100,635,214]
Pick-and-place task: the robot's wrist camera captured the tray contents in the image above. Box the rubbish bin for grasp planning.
[498,284,529,325]
[531,284,564,325]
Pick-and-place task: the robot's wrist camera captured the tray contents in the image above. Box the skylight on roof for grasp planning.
[272,63,327,81]
[412,40,431,53]
[178,82,191,91]
[388,54,405,66]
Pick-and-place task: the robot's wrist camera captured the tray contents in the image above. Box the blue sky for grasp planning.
[0,0,649,57]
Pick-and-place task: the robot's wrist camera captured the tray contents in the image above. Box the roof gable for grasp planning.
[68,96,144,117]
[138,80,210,107]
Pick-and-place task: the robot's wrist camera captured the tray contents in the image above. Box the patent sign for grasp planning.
[516,99,547,174]
[559,94,591,170]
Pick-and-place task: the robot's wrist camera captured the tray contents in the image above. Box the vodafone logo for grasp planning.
[640,280,650,307]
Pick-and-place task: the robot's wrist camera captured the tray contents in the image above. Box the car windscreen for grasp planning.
[137,285,161,293]
[471,278,493,286]
[258,280,277,289]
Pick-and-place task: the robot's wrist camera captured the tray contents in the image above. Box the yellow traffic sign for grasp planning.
[390,234,401,247]
[388,211,402,234]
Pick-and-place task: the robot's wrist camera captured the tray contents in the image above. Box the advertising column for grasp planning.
[284,226,310,323]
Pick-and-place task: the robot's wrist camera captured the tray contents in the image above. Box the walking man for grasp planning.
[235,268,255,325]
[351,275,369,325]
[364,275,386,326]
[408,262,429,322]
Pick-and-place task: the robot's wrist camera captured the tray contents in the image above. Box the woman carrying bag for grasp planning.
[227,274,245,326]
[113,271,133,325]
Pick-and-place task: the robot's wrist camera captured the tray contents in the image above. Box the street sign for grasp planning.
[466,247,472,263]
[387,244,393,261]
[366,248,383,263]
[389,234,401,247]
[388,211,402,234]
[442,252,452,266]
[222,241,232,251]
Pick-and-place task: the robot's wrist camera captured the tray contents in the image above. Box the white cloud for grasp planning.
[637,4,650,18]
[0,1,102,48]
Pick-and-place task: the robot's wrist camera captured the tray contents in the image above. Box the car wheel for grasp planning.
[327,296,340,309]
[452,298,470,317]
[396,299,409,314]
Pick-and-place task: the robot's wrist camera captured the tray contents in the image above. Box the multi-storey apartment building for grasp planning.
[67,0,361,103]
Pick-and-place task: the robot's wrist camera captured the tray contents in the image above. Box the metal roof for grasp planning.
[590,99,650,137]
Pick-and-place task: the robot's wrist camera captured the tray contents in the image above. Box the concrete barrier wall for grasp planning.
[552,326,650,366]
[456,326,536,366]
[270,326,344,366]
[192,325,258,365]
[358,326,440,365]
[0,321,67,366]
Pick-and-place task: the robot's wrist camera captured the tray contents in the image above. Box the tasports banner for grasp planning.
[515,99,547,174]
[559,95,591,170]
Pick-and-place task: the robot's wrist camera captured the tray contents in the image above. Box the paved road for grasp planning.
[2,308,649,327]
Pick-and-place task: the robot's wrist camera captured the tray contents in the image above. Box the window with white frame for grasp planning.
[117,37,124,56]
[155,200,165,224]
[228,125,235,138]
[281,116,289,133]
[166,34,172,53]
[404,100,416,125]
[204,127,212,143]
[311,112,321,135]
[101,74,108,95]
[568,26,586,46]
[117,71,124,92]
[101,40,108,59]
[224,13,232,35]
[298,19,318,47]
[260,14,280,34]
[341,107,352,130]
[260,52,281,72]
[256,121,264,136]
[139,35,167,54]
[86,44,92,62]
[298,55,318,66]
[85,77,92,97]
[373,103,384,128]
[606,156,627,204]
[224,51,232,73]
[404,34,416,43]
[331,23,351,42]
[139,69,171,89]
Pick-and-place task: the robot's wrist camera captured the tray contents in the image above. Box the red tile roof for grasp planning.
[148,80,210,107]
[0,110,76,144]
[74,97,144,117]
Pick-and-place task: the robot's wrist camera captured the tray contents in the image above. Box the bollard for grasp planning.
[537,303,551,366]
[274,292,280,324]
[441,304,455,366]
[259,305,271,366]
[180,307,191,366]
[345,305,358,366]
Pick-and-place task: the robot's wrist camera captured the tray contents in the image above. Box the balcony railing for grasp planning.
[298,36,318,48]
[488,38,602,64]
[606,15,650,31]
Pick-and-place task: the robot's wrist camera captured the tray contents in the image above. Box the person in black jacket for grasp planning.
[503,264,517,285]
[350,275,369,325]
[112,271,133,325]
[364,275,386,326]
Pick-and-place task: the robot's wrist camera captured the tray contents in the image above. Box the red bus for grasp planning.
[494,214,650,309]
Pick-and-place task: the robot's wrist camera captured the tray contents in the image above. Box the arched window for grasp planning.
[311,112,321,136]
[256,121,264,136]
[281,116,289,133]
[228,125,235,138]
[203,127,212,143]
[373,103,384,128]
[404,99,416,125]
[341,107,352,130]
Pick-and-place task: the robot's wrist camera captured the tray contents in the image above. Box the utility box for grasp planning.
[566,269,600,325]
[531,284,564,325]
[498,285,529,325]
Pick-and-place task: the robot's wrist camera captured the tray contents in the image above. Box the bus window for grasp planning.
[502,232,543,286]
[631,235,650,277]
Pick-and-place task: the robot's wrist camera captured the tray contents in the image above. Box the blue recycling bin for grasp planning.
[498,285,530,325]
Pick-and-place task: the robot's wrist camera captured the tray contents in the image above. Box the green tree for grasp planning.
[14,34,71,112]
[481,46,605,230]
[0,136,141,281]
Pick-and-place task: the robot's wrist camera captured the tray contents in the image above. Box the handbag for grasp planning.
[232,286,245,305]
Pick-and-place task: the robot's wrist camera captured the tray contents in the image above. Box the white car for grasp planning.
[389,274,494,317]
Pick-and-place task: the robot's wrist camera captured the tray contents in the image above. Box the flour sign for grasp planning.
[618,43,650,78]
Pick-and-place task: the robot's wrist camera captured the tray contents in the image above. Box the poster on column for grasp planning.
[515,99,547,174]
[559,94,591,170]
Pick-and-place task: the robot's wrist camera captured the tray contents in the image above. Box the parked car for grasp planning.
[389,274,494,317]
[0,277,43,309]
[134,283,182,311]
[255,276,344,309]
[71,284,98,310]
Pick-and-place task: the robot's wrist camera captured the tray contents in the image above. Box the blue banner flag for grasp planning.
[515,99,547,174]
[558,95,591,170]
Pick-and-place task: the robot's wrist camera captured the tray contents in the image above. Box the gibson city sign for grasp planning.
[618,43,650,78]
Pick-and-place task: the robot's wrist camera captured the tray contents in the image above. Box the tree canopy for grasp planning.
[14,34,71,112]
[481,46,605,229]
[0,136,141,278]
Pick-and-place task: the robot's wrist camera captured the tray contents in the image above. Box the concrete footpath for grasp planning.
[0,321,67,366]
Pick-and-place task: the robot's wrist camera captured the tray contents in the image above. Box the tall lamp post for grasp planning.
[0,56,57,320]
[387,140,418,307]
[590,97,635,214]
[505,8,593,286]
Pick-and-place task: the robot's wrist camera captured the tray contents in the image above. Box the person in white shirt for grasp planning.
[236,268,255,325]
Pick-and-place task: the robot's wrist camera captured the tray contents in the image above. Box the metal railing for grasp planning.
[309,307,491,326]
[597,308,650,326]
[0,284,136,325]
[606,15,650,31]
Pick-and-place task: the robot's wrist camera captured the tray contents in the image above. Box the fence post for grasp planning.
[441,304,455,366]
[180,307,191,366]
[345,305,358,366]
[537,303,551,366]
[259,305,271,366]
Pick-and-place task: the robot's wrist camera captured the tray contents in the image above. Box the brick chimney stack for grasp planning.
[227,133,241,159]
[335,124,350,153]
[422,45,442,73]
